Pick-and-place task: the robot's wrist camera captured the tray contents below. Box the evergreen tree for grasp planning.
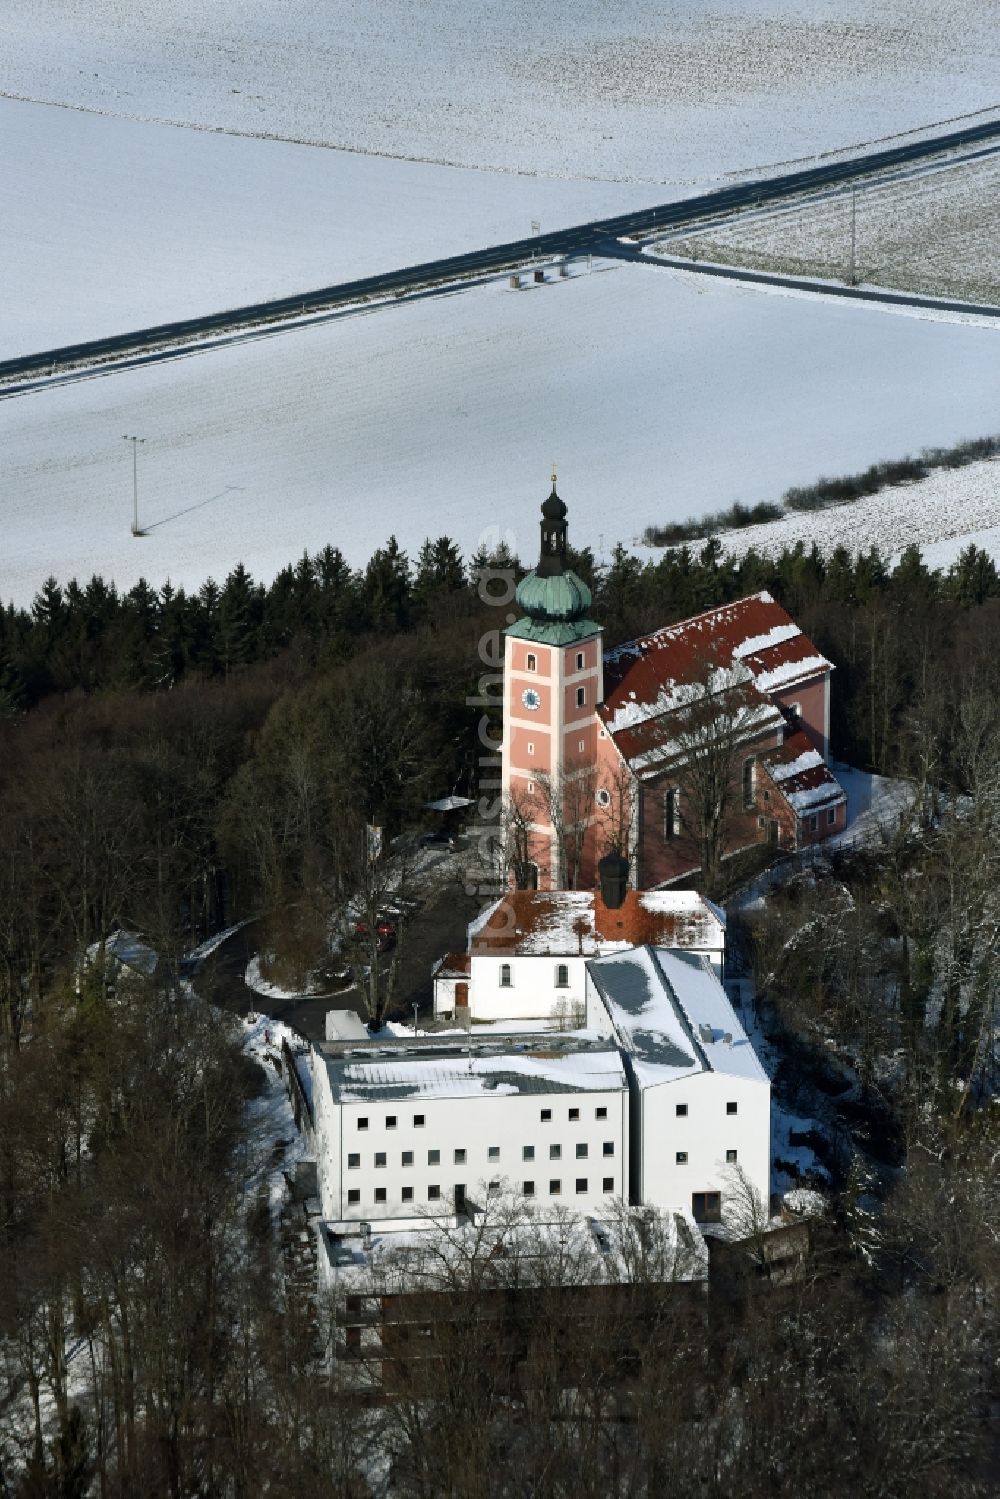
[219,563,263,674]
[948,544,999,607]
[363,536,411,632]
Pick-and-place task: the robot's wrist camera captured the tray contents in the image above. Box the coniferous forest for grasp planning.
[1,532,999,1495]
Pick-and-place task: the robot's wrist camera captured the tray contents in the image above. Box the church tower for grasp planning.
[502,479,603,890]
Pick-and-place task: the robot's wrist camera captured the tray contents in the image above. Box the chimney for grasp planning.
[598,851,630,910]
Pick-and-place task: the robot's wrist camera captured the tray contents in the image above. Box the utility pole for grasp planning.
[123,435,145,535]
[849,186,858,287]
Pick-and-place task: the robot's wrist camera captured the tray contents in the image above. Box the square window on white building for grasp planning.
[402,1186,414,1203]
[357,1118,369,1131]
[348,1153,360,1169]
[596,1106,607,1120]
[568,1107,579,1121]
[726,1149,738,1163]
[555,964,569,987]
[402,1151,413,1167]
[676,1103,688,1117]
[676,1151,688,1165]
[428,1185,441,1200]
[576,1143,588,1159]
[549,1179,562,1195]
[414,1114,425,1127]
[523,1145,535,1161]
[726,1102,738,1115]
[348,1189,360,1205]
[454,1148,466,1164]
[428,1149,440,1165]
[523,1180,535,1197]
[386,1115,397,1129]
[374,1152,386,1168]
[374,1187,386,1203]
[575,1178,588,1194]
[488,1146,500,1161]
[550,1144,561,1160]
[540,1109,552,1122]
[603,1142,614,1157]
[488,1179,501,1193]
[603,1177,614,1193]
[500,963,513,987]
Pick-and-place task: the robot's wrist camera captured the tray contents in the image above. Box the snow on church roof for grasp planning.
[469,889,725,957]
[762,730,846,815]
[600,593,832,765]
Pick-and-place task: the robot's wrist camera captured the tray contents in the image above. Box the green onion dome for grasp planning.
[515,568,592,622]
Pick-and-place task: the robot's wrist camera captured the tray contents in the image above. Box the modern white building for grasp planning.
[586,947,770,1225]
[312,925,769,1234]
[311,1036,630,1227]
[432,887,726,1022]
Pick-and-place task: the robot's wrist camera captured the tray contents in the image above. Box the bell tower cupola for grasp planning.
[537,472,568,578]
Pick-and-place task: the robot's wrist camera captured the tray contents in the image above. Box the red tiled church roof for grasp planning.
[762,730,846,815]
[469,890,724,956]
[598,592,832,770]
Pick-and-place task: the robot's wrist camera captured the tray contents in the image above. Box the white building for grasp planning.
[432,887,726,1022]
[312,933,769,1234]
[586,947,770,1226]
[311,1036,630,1227]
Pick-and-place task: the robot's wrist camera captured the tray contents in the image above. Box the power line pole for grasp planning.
[849,186,858,287]
[123,435,145,535]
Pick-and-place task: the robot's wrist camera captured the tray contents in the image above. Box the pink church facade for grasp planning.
[501,486,847,892]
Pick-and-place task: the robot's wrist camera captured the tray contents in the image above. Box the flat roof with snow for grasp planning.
[587,947,768,1088]
[323,1038,628,1104]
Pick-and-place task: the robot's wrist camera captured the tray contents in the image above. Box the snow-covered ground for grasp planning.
[1,262,996,607]
[705,457,1000,569]
[2,0,997,183]
[657,148,1000,306]
[1,97,674,358]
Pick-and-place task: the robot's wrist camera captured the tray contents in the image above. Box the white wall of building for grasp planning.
[635,1070,770,1226]
[468,953,589,1021]
[311,1060,629,1226]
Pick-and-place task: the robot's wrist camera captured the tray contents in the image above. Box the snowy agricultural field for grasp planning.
[1,261,997,608]
[2,0,998,184]
[657,150,1000,305]
[0,97,677,359]
[696,458,1000,570]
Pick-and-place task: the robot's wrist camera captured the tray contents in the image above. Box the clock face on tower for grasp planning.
[521,688,541,711]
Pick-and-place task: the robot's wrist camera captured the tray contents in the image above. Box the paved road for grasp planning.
[3,116,999,388]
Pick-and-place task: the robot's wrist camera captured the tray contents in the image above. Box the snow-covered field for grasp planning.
[2,0,998,183]
[1,97,674,359]
[703,457,1000,569]
[658,149,1000,305]
[2,263,997,607]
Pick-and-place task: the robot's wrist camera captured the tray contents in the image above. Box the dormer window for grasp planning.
[526,653,536,671]
[500,963,512,988]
